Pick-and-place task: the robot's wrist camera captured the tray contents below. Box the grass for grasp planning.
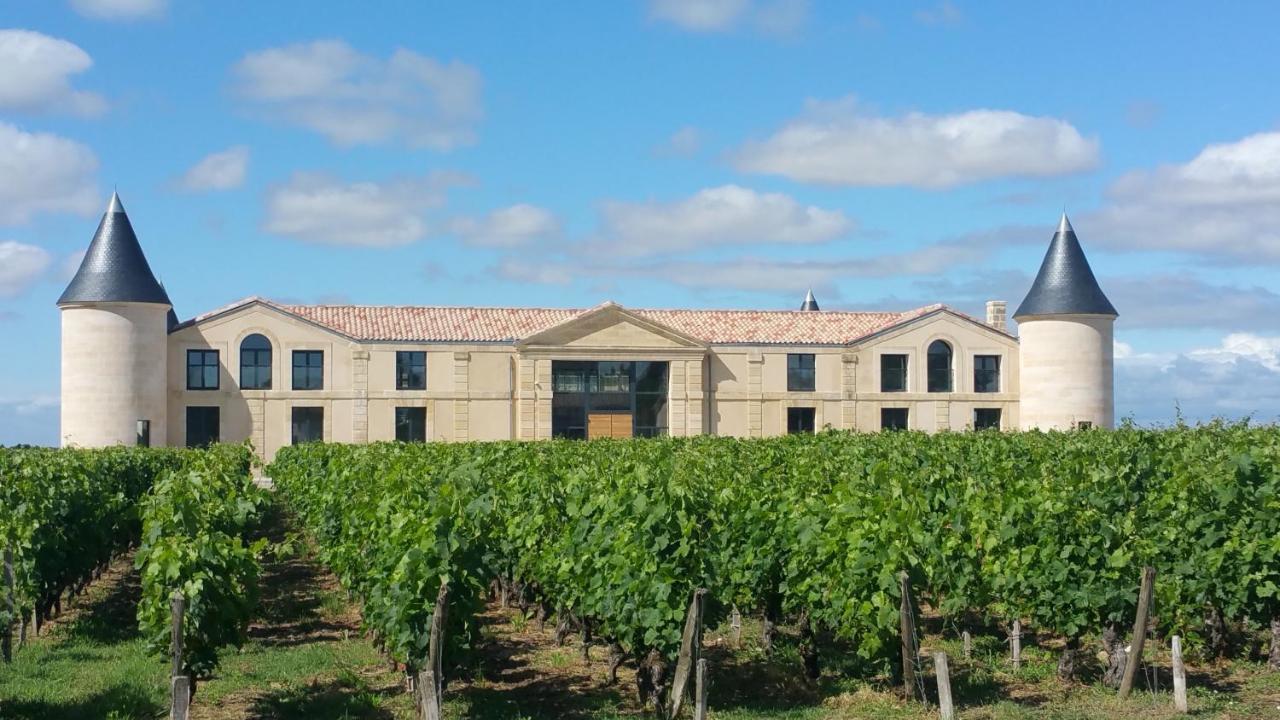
[3,505,1278,719]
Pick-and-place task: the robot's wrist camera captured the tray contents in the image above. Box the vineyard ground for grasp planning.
[2,506,1279,719]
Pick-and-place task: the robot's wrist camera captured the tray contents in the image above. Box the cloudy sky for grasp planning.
[3,0,1280,444]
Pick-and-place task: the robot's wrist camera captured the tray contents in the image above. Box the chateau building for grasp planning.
[58,194,1117,459]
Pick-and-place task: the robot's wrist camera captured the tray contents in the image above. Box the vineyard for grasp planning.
[269,423,1280,716]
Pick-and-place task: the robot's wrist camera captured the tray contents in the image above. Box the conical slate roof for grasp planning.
[799,289,820,311]
[58,193,171,306]
[1013,213,1116,319]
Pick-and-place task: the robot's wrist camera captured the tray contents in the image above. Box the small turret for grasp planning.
[1015,213,1117,430]
[59,193,171,447]
[799,289,820,311]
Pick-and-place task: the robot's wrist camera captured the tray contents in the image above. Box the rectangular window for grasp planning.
[185,406,219,447]
[396,351,426,390]
[292,350,324,390]
[186,349,219,390]
[974,408,1002,430]
[974,355,1001,393]
[787,407,816,434]
[880,354,908,392]
[881,407,909,431]
[787,353,816,392]
[550,360,668,439]
[291,406,324,444]
[395,407,427,442]
[136,419,150,447]
[1076,420,1093,430]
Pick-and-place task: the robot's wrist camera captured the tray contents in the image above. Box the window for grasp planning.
[974,355,1000,393]
[185,406,219,447]
[396,351,426,390]
[186,349,219,390]
[291,407,324,444]
[927,340,952,393]
[1076,421,1093,430]
[787,407,816,434]
[292,350,324,390]
[240,334,272,390]
[787,353,816,392]
[551,360,669,439]
[395,407,427,442]
[881,407,909,431]
[880,354,908,392]
[974,408,1002,431]
[136,419,150,447]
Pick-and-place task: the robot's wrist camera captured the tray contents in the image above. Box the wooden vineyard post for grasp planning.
[730,606,742,648]
[417,582,449,720]
[962,631,971,662]
[1171,635,1188,713]
[1118,566,1156,699]
[934,652,954,720]
[694,657,709,720]
[670,588,707,720]
[1011,620,1022,670]
[900,572,920,701]
[3,548,13,663]
[170,591,189,720]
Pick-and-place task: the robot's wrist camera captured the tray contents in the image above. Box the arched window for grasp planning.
[927,340,952,393]
[240,334,272,390]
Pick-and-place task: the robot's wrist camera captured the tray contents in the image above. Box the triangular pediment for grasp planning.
[520,302,705,349]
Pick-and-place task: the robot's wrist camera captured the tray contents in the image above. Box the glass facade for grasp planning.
[551,360,668,439]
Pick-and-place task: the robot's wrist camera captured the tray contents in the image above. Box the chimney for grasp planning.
[985,300,1007,332]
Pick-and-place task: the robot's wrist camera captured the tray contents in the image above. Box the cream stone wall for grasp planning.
[61,302,170,448]
[1017,315,1114,430]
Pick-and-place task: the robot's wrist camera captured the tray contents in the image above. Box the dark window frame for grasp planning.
[927,340,953,393]
[292,350,324,391]
[881,407,909,431]
[395,406,427,442]
[974,408,1002,431]
[136,419,150,447]
[880,354,908,393]
[291,406,324,444]
[185,406,220,447]
[186,349,219,391]
[239,333,273,390]
[787,353,816,392]
[974,354,1000,393]
[551,360,669,439]
[396,351,427,390]
[787,406,816,435]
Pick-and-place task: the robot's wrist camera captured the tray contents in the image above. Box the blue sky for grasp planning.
[4,0,1280,444]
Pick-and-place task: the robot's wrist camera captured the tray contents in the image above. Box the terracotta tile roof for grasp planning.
[177,297,977,345]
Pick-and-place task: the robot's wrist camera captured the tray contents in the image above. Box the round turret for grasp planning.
[58,193,171,447]
[1015,213,1117,430]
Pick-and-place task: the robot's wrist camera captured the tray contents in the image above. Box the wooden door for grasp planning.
[588,412,633,439]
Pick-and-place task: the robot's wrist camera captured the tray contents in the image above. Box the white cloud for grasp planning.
[69,0,166,20]
[0,122,99,225]
[914,0,962,25]
[648,0,807,35]
[233,40,482,150]
[733,98,1099,188]
[1116,335,1280,424]
[0,241,53,298]
[655,126,703,157]
[0,395,59,446]
[177,146,249,191]
[596,184,850,256]
[262,171,471,247]
[452,204,560,248]
[0,30,106,116]
[1088,131,1280,262]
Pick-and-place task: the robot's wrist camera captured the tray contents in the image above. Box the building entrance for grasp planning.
[551,360,668,439]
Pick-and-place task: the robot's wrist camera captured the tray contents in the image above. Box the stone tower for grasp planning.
[58,193,172,447]
[1015,213,1118,430]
